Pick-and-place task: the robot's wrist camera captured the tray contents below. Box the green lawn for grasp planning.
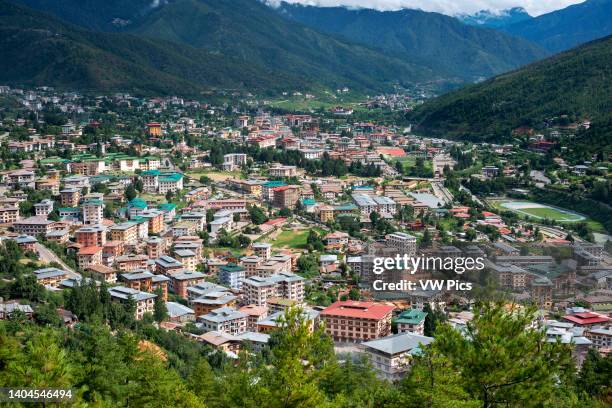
[270,228,326,249]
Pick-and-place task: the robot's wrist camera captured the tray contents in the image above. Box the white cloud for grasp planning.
[265,0,586,17]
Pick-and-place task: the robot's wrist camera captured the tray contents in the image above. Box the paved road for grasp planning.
[35,243,81,280]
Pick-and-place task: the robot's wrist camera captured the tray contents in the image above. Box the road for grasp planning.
[35,243,81,280]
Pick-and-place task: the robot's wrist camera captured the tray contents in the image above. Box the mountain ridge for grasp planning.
[409,35,612,141]
[275,2,548,82]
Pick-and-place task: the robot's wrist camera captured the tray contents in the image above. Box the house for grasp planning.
[323,231,349,250]
[0,302,34,320]
[562,312,611,327]
[363,332,434,381]
[239,305,268,332]
[87,264,117,284]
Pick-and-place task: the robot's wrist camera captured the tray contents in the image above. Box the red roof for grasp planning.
[263,217,286,226]
[563,312,610,326]
[321,301,394,320]
[78,246,102,255]
[146,122,161,127]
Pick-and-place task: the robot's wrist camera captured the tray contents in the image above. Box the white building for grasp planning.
[363,332,433,381]
[198,307,248,335]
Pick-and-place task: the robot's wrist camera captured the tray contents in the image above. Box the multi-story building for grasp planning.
[0,205,20,224]
[115,254,149,272]
[320,301,395,343]
[155,255,184,276]
[82,199,105,225]
[219,264,246,290]
[75,225,107,247]
[253,243,272,261]
[585,328,612,351]
[77,246,103,269]
[363,333,434,381]
[146,237,165,259]
[109,222,138,244]
[60,188,81,207]
[242,272,305,307]
[192,291,238,316]
[239,305,268,332]
[13,217,56,236]
[269,165,298,178]
[33,267,69,288]
[87,264,117,284]
[198,307,248,335]
[174,249,198,271]
[272,186,300,209]
[170,270,206,298]
[141,170,184,194]
[395,309,427,335]
[222,153,247,171]
[34,199,54,216]
[384,232,416,256]
[108,286,156,320]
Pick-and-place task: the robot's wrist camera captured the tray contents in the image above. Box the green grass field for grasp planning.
[271,228,326,249]
[186,170,243,182]
[499,201,586,222]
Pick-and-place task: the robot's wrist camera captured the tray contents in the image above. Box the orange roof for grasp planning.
[376,147,406,157]
[77,246,102,255]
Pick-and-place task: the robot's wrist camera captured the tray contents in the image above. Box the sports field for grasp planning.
[499,201,586,222]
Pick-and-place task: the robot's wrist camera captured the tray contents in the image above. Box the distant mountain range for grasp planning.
[1,0,439,94]
[502,0,612,52]
[409,35,612,141]
[276,3,547,82]
[2,0,611,96]
[457,7,532,28]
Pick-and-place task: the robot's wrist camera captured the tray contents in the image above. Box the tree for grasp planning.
[430,302,574,408]
[306,230,324,252]
[576,349,612,401]
[348,287,360,300]
[465,229,477,242]
[248,205,268,225]
[125,184,137,201]
[423,303,446,337]
[421,229,433,247]
[153,289,168,323]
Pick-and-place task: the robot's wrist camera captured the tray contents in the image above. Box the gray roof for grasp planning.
[199,307,247,323]
[363,332,433,355]
[34,267,68,280]
[166,302,194,318]
[108,286,156,302]
[236,331,270,343]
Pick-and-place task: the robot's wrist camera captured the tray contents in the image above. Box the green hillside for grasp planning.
[0,1,308,95]
[127,0,437,91]
[3,0,441,94]
[409,36,612,141]
[276,3,547,82]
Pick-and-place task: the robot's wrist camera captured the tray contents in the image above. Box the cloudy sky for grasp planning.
[266,0,586,16]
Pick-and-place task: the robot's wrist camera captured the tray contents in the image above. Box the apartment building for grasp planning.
[82,199,104,225]
[33,267,69,288]
[75,225,107,247]
[198,307,248,335]
[110,222,139,244]
[395,309,427,335]
[384,232,417,256]
[192,291,238,317]
[219,264,246,290]
[77,246,103,269]
[116,254,149,273]
[242,272,305,307]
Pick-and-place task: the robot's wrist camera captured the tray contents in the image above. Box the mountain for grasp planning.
[0,0,309,95]
[9,0,157,31]
[409,36,612,141]
[502,0,612,52]
[457,7,532,28]
[275,3,547,82]
[6,0,443,94]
